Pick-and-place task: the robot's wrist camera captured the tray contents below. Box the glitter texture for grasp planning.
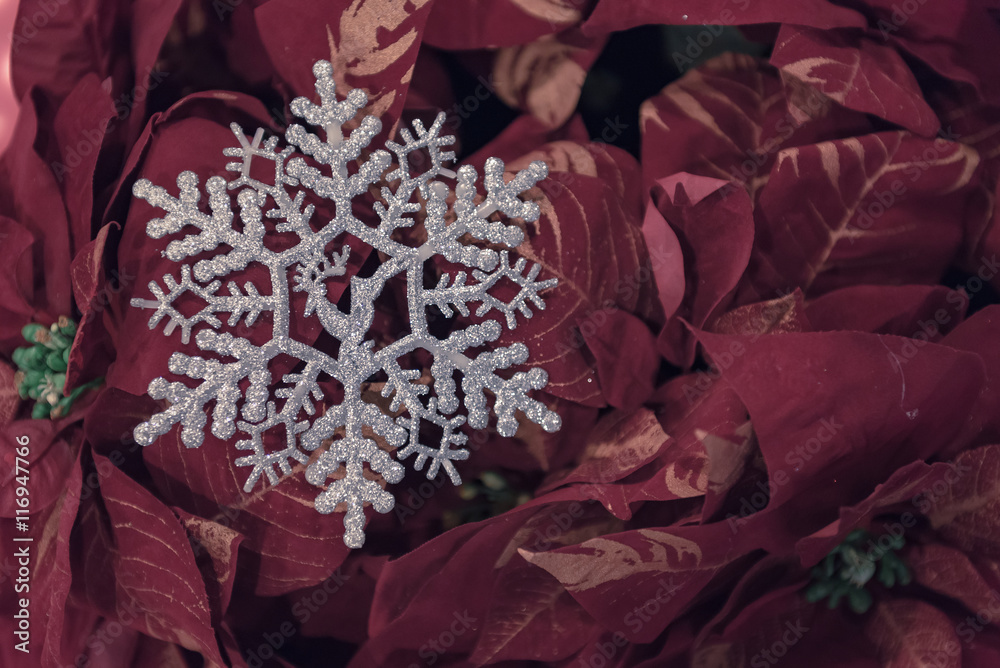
[130,60,561,548]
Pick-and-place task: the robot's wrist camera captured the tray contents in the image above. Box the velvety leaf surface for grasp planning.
[255,0,434,142]
[72,450,225,666]
[771,25,939,136]
[582,0,867,37]
[696,329,985,553]
[865,599,961,668]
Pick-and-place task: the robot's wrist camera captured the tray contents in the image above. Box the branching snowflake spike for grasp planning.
[129,59,561,549]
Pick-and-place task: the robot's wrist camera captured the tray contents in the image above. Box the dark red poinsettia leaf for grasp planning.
[0,217,36,352]
[740,131,985,302]
[865,599,962,668]
[695,329,985,554]
[0,360,19,426]
[173,507,245,626]
[924,444,1000,562]
[795,457,955,567]
[521,521,743,643]
[10,0,121,103]
[580,309,659,410]
[142,423,354,597]
[581,0,867,37]
[423,0,591,50]
[536,408,671,519]
[805,284,967,338]
[0,94,73,322]
[364,488,612,665]
[862,0,1000,110]
[647,173,754,367]
[476,142,657,406]
[69,223,116,317]
[940,306,1000,452]
[292,554,385,644]
[65,222,121,392]
[908,543,1000,628]
[50,74,116,257]
[1,444,84,667]
[771,25,939,136]
[640,53,875,194]
[710,290,810,337]
[71,449,225,665]
[254,0,435,143]
[0,420,78,518]
[467,552,601,665]
[622,374,751,511]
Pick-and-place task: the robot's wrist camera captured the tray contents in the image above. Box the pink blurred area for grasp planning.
[0,0,18,155]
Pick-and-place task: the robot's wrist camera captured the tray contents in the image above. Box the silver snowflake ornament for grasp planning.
[130,60,561,548]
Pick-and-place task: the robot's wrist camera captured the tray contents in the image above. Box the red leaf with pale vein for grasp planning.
[865,599,961,668]
[520,522,741,642]
[743,131,982,300]
[15,445,84,668]
[495,142,657,405]
[364,488,609,666]
[66,222,120,392]
[174,508,244,625]
[73,449,225,666]
[143,425,352,596]
[925,444,1000,561]
[537,407,670,497]
[468,557,599,666]
[0,360,19,426]
[0,420,76,518]
[255,0,434,142]
[909,543,1000,624]
[710,290,809,337]
[490,29,606,129]
[771,25,939,136]
[640,53,875,197]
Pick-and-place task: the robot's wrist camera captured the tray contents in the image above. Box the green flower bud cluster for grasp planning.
[805,528,911,614]
[12,317,102,419]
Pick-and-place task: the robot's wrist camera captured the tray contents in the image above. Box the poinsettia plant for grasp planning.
[3,0,1000,667]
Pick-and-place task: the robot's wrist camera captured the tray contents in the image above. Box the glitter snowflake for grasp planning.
[130,60,561,548]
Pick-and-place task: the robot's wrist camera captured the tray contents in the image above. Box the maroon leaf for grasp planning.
[582,0,867,37]
[72,449,225,666]
[695,329,985,553]
[805,285,966,338]
[865,599,961,668]
[640,54,874,196]
[174,507,245,625]
[254,0,435,143]
[521,522,742,642]
[647,173,754,367]
[741,131,982,300]
[771,25,939,136]
[580,309,659,410]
